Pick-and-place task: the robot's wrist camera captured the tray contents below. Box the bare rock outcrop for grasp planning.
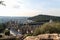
[24,36,39,40]
[24,34,59,40]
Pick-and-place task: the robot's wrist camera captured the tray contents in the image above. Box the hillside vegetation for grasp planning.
[28,15,60,22]
[33,22,60,36]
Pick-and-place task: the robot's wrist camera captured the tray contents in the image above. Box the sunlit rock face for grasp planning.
[24,34,59,40]
[24,36,39,40]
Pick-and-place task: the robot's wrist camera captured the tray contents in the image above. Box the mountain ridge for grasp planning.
[28,14,60,22]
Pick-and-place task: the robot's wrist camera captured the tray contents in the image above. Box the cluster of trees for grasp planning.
[0,23,6,33]
[33,22,60,36]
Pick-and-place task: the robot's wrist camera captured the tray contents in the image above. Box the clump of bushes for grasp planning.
[4,30,10,36]
[0,35,2,38]
[33,22,60,36]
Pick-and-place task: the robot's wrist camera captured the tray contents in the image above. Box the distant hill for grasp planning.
[0,16,28,24]
[28,15,60,22]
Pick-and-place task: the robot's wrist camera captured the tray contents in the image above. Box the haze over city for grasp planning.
[0,0,60,17]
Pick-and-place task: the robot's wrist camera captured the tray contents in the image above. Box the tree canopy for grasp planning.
[0,23,6,33]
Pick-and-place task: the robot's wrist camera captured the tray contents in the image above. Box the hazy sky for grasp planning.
[0,0,60,17]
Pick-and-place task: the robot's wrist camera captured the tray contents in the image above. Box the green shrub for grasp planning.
[33,22,60,36]
[0,35,2,38]
[4,30,10,36]
[33,27,41,36]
